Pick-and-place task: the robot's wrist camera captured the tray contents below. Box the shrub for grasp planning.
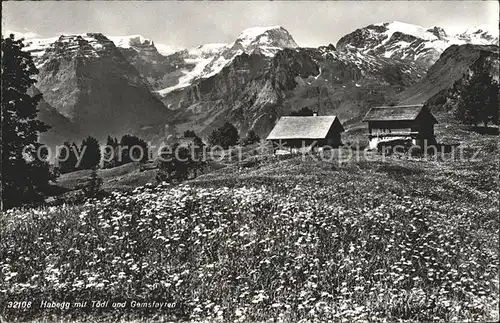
[102,135,119,169]
[454,65,499,127]
[119,134,149,164]
[81,170,103,198]
[239,158,260,169]
[242,130,260,146]
[57,142,80,174]
[409,145,423,157]
[290,106,314,116]
[184,130,197,137]
[78,136,101,170]
[208,122,239,149]
[156,145,205,183]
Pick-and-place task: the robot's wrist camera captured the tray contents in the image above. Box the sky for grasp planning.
[3,1,499,49]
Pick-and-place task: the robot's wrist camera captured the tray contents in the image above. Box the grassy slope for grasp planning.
[53,143,268,197]
[55,162,157,193]
[52,112,487,194]
[1,125,498,322]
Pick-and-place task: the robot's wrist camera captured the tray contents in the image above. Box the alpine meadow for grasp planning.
[1,1,499,322]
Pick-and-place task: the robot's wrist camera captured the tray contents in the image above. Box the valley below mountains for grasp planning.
[22,22,499,147]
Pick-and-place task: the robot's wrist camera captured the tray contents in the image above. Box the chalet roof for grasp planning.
[363,105,433,122]
[266,116,344,140]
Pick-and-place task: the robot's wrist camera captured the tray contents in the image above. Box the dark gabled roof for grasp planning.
[266,116,344,140]
[363,105,437,123]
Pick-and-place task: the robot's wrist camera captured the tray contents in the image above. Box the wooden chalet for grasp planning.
[266,115,344,151]
[363,105,438,149]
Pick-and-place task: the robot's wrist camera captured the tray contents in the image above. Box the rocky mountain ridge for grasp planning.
[162,44,427,139]
[398,44,499,108]
[156,26,298,95]
[337,21,499,67]
[17,22,499,146]
[21,27,303,144]
[25,33,172,147]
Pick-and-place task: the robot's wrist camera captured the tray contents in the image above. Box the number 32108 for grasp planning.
[7,301,32,308]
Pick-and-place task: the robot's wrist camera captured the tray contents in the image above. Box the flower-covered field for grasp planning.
[1,146,498,322]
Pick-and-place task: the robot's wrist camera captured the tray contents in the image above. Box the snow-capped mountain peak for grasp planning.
[156,26,299,95]
[23,36,59,58]
[337,21,499,67]
[23,33,185,68]
[427,27,447,40]
[234,26,298,49]
[189,43,228,56]
[109,35,183,55]
[20,26,298,96]
[455,27,499,44]
[108,35,150,48]
[376,21,439,41]
[23,33,119,67]
[23,34,122,60]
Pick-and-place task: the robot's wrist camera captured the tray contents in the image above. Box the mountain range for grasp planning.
[19,22,499,146]
[337,21,498,67]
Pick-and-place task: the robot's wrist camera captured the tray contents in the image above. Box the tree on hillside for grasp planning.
[156,143,204,183]
[1,34,54,209]
[78,136,101,170]
[102,135,119,169]
[57,141,79,174]
[119,134,149,164]
[242,130,260,146]
[183,129,204,151]
[208,129,221,148]
[290,106,315,116]
[208,122,239,149]
[455,69,499,127]
[192,135,205,150]
[184,130,197,138]
[484,80,499,125]
[81,170,103,198]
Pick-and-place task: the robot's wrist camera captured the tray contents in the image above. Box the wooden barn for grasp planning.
[266,116,344,151]
[363,104,438,149]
